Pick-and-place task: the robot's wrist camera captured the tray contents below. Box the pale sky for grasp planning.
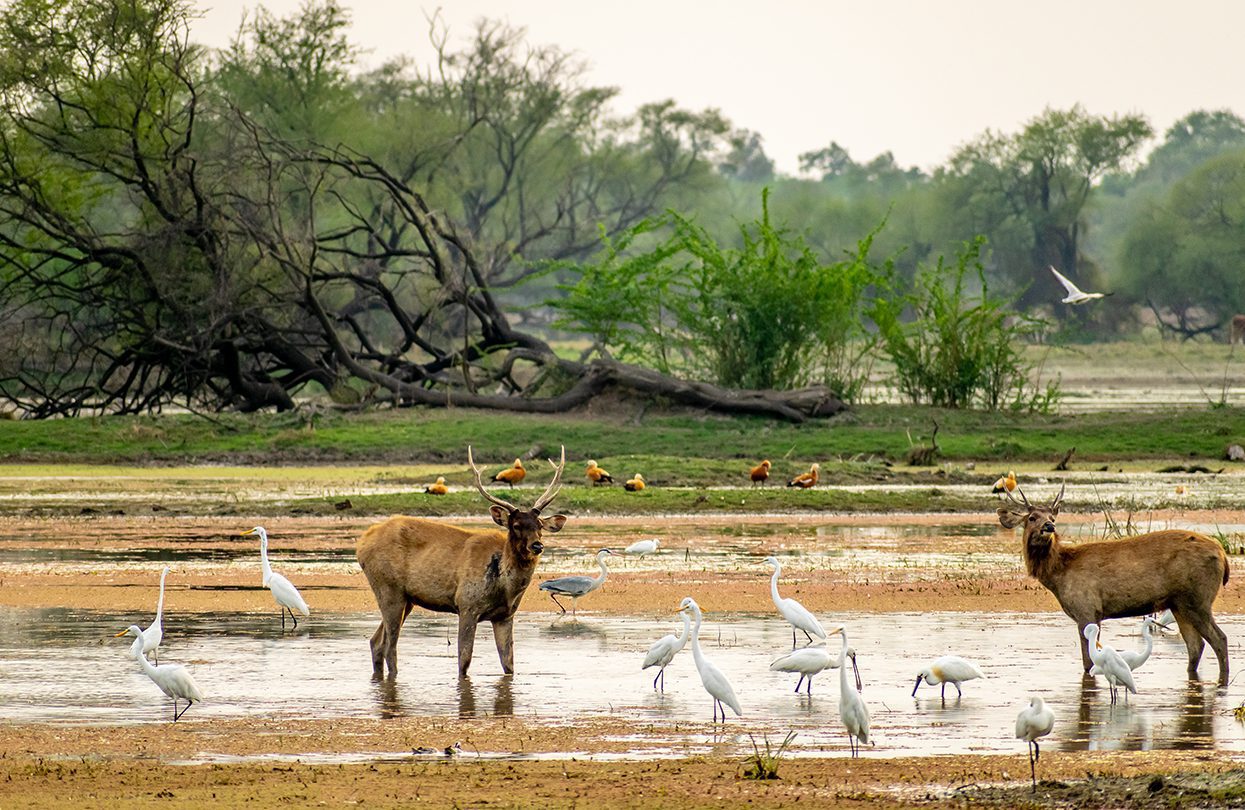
[189,0,1245,174]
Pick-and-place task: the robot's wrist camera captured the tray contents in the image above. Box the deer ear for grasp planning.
[997,507,1025,529]
[541,514,567,533]
[489,505,509,527]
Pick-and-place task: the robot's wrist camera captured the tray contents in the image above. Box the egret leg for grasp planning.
[806,676,813,695]
[660,669,666,692]
[1028,741,1036,791]
[289,607,299,630]
[171,698,177,722]
[281,609,286,631]
[653,669,662,690]
[174,699,194,722]
[548,593,567,614]
[955,682,962,698]
[794,675,804,693]
[791,628,797,648]
[572,599,577,618]
[803,629,814,644]
[941,682,946,700]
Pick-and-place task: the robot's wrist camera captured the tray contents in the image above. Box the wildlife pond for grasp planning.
[2,510,1244,767]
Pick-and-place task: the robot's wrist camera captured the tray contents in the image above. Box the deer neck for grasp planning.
[499,539,538,593]
[1024,530,1064,585]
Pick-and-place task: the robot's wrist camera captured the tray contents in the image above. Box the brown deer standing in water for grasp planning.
[1231,314,1245,344]
[357,447,567,679]
[997,485,1229,684]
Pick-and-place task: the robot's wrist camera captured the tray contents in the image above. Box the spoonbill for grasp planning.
[1084,623,1137,704]
[1015,696,1055,792]
[113,565,171,663]
[912,655,985,699]
[539,549,614,615]
[120,625,204,721]
[764,556,827,646]
[642,610,690,691]
[242,526,309,630]
[678,596,742,722]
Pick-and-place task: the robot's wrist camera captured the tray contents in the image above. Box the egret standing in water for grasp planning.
[113,565,171,663]
[912,655,985,700]
[1016,696,1055,792]
[642,610,690,691]
[678,596,742,722]
[120,625,203,721]
[242,526,309,630]
[769,637,840,694]
[1083,623,1136,704]
[831,627,870,757]
[539,549,614,616]
[624,538,660,557]
[764,556,827,647]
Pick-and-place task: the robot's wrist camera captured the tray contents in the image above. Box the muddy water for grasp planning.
[2,607,1242,759]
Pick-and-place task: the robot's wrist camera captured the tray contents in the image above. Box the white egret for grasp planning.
[624,538,660,557]
[832,628,870,757]
[1154,609,1177,633]
[120,625,204,721]
[1119,617,1160,672]
[1015,696,1055,792]
[641,610,691,691]
[1083,623,1137,704]
[769,635,841,694]
[678,596,742,722]
[242,526,309,630]
[1049,265,1110,305]
[539,549,614,616]
[912,655,985,700]
[764,556,827,647]
[113,565,171,663]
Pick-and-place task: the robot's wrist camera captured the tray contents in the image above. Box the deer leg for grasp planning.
[492,616,515,675]
[376,594,407,678]
[1190,612,1230,685]
[1174,613,1206,678]
[457,613,480,679]
[369,622,387,676]
[1075,621,1094,673]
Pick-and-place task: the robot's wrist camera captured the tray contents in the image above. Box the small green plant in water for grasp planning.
[741,731,797,780]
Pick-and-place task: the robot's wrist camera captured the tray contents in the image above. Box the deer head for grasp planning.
[997,484,1065,550]
[468,445,567,561]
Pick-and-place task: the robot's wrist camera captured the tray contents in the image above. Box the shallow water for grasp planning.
[2,608,1242,760]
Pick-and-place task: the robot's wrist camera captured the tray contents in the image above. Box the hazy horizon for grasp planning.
[192,0,1245,174]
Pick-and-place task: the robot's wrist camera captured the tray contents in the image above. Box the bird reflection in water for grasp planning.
[1064,675,1218,751]
[458,676,514,718]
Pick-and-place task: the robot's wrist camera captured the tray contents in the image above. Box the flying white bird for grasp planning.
[769,637,841,694]
[242,527,310,630]
[1119,617,1160,672]
[1084,623,1137,704]
[678,596,742,722]
[832,628,870,757]
[642,610,691,691]
[912,655,985,700]
[120,625,204,722]
[113,565,171,663]
[1049,265,1111,305]
[764,556,827,646]
[1015,696,1055,792]
[624,538,660,557]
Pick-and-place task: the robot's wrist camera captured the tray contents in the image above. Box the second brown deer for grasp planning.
[998,485,1229,685]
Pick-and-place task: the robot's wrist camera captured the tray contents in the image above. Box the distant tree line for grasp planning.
[0,0,1241,419]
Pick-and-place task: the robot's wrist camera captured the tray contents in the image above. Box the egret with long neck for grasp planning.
[113,565,171,663]
[121,624,203,721]
[765,556,826,647]
[243,526,309,630]
[642,611,691,691]
[678,596,742,722]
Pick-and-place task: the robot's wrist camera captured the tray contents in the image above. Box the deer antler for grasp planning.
[467,446,519,513]
[1005,486,1032,510]
[1051,483,1065,510]
[532,445,566,513]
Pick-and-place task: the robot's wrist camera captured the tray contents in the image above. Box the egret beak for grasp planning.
[912,674,923,697]
[113,629,130,638]
[240,529,256,536]
[851,655,863,692]
[825,625,845,637]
